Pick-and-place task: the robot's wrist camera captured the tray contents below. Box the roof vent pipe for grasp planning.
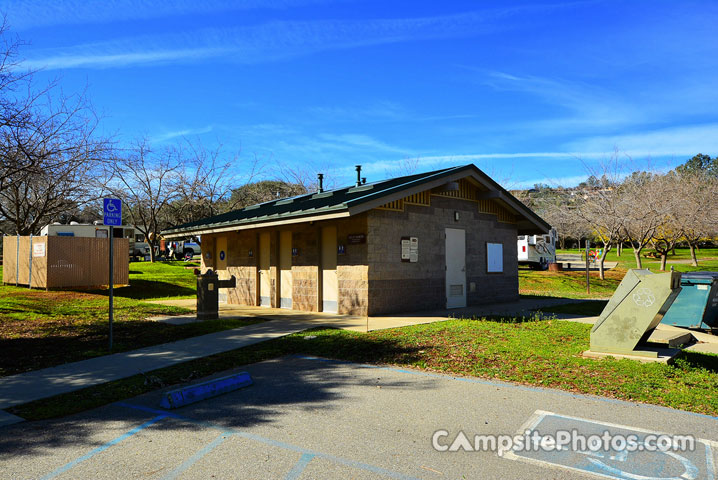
[317,173,324,193]
[361,177,366,185]
[355,165,362,187]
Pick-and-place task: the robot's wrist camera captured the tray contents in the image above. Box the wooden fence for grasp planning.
[2,236,129,289]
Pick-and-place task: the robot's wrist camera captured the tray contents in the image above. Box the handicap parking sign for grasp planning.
[103,198,122,226]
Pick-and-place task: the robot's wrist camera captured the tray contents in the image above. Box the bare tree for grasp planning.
[164,139,251,229]
[384,156,420,179]
[646,174,685,271]
[675,171,718,266]
[0,90,109,234]
[105,141,180,262]
[620,172,667,269]
[0,20,110,235]
[575,180,624,279]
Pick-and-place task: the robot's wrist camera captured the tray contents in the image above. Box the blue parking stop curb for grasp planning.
[159,372,253,409]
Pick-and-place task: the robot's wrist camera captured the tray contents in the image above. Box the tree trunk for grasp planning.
[598,244,611,280]
[659,253,667,271]
[633,248,643,269]
[149,241,157,262]
[617,242,622,257]
[689,244,699,267]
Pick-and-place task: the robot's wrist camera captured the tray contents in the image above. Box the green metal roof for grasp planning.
[162,164,550,236]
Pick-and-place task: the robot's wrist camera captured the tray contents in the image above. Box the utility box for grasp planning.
[661,272,718,329]
[196,269,236,321]
[590,269,682,358]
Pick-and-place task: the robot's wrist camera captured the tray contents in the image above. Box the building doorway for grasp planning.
[445,228,467,308]
[279,231,293,309]
[321,226,338,313]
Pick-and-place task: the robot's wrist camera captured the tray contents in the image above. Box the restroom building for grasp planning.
[162,164,550,316]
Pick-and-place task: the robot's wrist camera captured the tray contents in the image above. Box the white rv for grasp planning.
[517,228,557,270]
[41,222,150,259]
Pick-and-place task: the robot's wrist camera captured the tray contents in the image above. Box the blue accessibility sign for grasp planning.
[506,410,716,480]
[103,198,123,226]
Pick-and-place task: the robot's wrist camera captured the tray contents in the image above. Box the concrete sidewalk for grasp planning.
[0,320,318,422]
[0,296,581,426]
[147,296,584,331]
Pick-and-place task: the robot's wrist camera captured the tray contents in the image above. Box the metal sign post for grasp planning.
[103,198,122,351]
[585,240,591,294]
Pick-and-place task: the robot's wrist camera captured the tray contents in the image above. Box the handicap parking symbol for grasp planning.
[505,410,717,480]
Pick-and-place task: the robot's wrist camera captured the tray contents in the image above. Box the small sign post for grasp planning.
[585,240,591,294]
[104,198,122,351]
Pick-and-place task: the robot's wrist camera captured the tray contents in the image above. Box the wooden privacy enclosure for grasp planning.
[2,236,128,289]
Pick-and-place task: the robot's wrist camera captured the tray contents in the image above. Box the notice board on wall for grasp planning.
[487,242,503,272]
[401,237,418,262]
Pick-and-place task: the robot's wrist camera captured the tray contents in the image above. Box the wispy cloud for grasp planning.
[151,125,213,143]
[4,0,334,30]
[480,70,644,131]
[21,5,575,70]
[317,133,411,154]
[564,123,718,159]
[307,101,478,124]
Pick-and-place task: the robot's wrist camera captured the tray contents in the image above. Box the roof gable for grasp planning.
[162,164,550,237]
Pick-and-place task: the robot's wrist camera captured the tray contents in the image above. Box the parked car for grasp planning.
[181,241,201,260]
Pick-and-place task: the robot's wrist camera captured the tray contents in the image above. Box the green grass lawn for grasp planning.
[533,300,609,317]
[0,262,262,377]
[11,318,718,421]
[519,247,718,301]
[4,247,718,421]
[557,246,718,272]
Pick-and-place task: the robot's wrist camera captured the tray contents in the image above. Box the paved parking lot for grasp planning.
[1,356,716,479]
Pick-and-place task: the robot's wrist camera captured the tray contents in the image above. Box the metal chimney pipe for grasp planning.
[317,173,324,193]
[355,165,362,187]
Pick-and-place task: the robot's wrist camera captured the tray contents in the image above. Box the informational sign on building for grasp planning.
[401,237,419,262]
[347,234,366,244]
[32,242,46,257]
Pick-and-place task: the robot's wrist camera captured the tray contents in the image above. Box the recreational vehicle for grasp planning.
[41,222,150,259]
[517,228,557,270]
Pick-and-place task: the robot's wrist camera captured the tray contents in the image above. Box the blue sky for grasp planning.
[4,0,718,188]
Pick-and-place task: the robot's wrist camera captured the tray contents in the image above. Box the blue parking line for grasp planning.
[117,403,421,480]
[39,415,166,480]
[285,453,315,480]
[161,433,229,480]
[292,355,718,423]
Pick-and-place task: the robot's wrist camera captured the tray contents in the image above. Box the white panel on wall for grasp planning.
[487,242,503,273]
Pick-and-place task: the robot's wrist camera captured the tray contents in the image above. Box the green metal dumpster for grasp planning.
[661,272,718,329]
[590,269,682,357]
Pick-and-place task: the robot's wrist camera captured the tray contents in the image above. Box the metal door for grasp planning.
[259,232,271,307]
[279,231,293,309]
[445,228,466,309]
[216,236,227,271]
[321,226,338,313]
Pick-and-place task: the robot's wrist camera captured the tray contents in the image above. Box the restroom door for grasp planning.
[259,232,271,307]
[216,236,227,271]
[321,226,338,313]
[279,231,293,309]
[445,228,467,309]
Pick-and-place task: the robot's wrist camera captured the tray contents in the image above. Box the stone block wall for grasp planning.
[367,195,518,315]
[200,213,369,315]
[335,215,368,316]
